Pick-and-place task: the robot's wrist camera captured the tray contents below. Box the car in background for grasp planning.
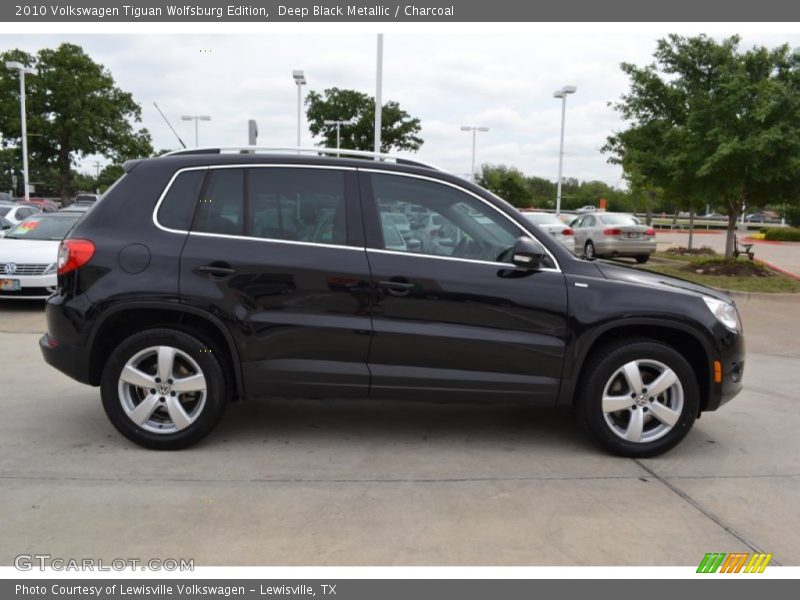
[59,203,93,214]
[73,193,100,206]
[0,216,13,237]
[702,212,727,221]
[745,213,770,223]
[0,203,39,225]
[557,212,576,225]
[523,212,574,249]
[382,223,408,252]
[18,199,58,213]
[572,212,656,263]
[0,192,13,204]
[0,212,83,299]
[576,205,597,214]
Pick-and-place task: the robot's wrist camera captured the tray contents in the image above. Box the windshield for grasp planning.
[6,214,81,240]
[600,214,640,226]
[525,213,562,226]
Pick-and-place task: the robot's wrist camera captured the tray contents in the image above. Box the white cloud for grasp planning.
[3,30,799,188]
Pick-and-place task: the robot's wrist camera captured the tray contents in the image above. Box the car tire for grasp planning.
[100,328,227,450]
[576,338,699,457]
[584,240,596,260]
[635,255,650,264]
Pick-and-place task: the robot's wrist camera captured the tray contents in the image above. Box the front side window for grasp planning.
[247,168,346,245]
[192,169,244,236]
[370,173,522,263]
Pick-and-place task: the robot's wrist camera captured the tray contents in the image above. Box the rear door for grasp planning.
[360,170,569,404]
[175,164,372,399]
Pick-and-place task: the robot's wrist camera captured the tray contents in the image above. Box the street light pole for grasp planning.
[5,61,36,202]
[180,115,211,147]
[293,70,307,148]
[374,34,383,158]
[553,85,577,216]
[323,119,356,155]
[460,126,489,183]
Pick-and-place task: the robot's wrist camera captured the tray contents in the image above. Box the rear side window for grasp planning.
[247,168,346,245]
[192,169,245,236]
[157,170,205,230]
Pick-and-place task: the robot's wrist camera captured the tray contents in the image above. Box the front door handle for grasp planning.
[196,263,236,278]
[378,279,415,297]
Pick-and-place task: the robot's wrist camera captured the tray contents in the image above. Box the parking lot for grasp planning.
[0,292,798,566]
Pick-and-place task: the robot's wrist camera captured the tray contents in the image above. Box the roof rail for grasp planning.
[160,146,441,171]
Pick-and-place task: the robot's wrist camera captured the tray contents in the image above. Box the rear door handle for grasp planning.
[378,280,415,291]
[196,264,236,277]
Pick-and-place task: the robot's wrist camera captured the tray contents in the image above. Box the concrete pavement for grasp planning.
[0,296,798,566]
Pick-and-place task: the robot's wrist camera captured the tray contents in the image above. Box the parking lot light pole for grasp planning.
[293,70,307,147]
[5,61,36,202]
[460,126,489,183]
[553,85,577,216]
[323,119,356,154]
[180,115,211,147]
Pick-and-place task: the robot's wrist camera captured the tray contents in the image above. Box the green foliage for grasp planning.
[785,205,800,227]
[605,34,800,257]
[478,164,631,211]
[763,227,800,241]
[305,87,423,153]
[0,43,153,201]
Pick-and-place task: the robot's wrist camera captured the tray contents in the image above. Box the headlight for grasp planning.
[43,262,57,275]
[703,296,741,333]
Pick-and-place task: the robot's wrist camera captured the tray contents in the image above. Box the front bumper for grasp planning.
[703,327,745,412]
[0,273,57,299]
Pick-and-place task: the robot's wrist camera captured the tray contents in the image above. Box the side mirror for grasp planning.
[511,237,546,269]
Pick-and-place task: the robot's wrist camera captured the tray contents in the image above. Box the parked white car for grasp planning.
[0,212,83,299]
[0,203,39,225]
[523,212,575,250]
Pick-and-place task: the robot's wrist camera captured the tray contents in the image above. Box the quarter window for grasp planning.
[370,173,522,263]
[157,170,205,230]
[247,168,346,245]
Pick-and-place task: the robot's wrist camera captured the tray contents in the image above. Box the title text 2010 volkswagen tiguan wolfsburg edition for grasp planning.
[40,148,744,456]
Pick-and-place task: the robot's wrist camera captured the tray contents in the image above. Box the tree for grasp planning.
[478,164,533,208]
[605,35,800,257]
[0,43,153,203]
[305,87,423,153]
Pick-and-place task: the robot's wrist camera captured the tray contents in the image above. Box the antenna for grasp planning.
[153,102,187,149]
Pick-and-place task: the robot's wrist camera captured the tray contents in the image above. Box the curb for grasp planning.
[758,258,800,282]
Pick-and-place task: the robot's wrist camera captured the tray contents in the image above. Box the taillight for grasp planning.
[645,228,655,236]
[57,239,95,275]
[562,228,573,236]
[603,228,622,236]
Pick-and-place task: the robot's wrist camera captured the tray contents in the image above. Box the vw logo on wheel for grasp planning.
[3,263,16,275]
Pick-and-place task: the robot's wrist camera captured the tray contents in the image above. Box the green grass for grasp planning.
[640,262,800,293]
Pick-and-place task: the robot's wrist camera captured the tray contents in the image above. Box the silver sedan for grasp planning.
[572,212,656,263]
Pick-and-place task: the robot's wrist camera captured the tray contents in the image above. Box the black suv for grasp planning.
[40,149,744,456]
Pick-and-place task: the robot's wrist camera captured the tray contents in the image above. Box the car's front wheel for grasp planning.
[576,339,699,457]
[101,328,227,450]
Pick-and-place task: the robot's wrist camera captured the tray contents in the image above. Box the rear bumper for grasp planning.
[595,239,656,256]
[39,333,92,385]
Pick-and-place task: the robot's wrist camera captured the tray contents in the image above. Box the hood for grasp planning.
[0,238,60,265]
[595,261,732,303]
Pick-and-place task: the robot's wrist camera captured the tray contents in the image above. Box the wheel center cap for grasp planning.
[635,393,649,407]
[157,382,171,396]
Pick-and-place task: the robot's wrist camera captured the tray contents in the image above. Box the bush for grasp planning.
[763,227,800,242]
[785,205,800,228]
[664,245,717,256]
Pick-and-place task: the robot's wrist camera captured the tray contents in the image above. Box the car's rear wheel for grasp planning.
[101,328,226,450]
[576,339,699,457]
[584,240,596,259]
[635,254,650,264]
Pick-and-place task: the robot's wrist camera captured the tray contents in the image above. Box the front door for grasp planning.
[360,171,569,403]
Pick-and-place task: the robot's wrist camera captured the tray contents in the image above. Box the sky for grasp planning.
[3,30,800,187]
